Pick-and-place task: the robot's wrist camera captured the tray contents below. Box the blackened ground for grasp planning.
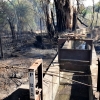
[0,35,57,99]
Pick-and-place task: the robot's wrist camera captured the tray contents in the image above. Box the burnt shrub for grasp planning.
[36,35,42,43]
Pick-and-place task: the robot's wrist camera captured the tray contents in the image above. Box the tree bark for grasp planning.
[7,19,15,40]
[90,0,95,28]
[7,19,16,49]
[44,0,77,35]
[96,1,100,26]
[46,1,55,39]
[54,0,75,32]
[0,34,3,58]
[72,9,77,31]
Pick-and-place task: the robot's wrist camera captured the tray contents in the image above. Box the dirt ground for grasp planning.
[1,26,100,99]
[0,36,57,99]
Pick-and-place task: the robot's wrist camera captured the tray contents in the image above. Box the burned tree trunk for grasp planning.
[7,18,16,49]
[0,34,3,58]
[7,19,15,40]
[54,0,77,32]
[46,1,55,39]
[72,8,77,31]
[43,0,77,37]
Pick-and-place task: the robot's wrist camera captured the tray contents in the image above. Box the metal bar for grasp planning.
[99,92,100,100]
[97,59,100,92]
[38,63,43,100]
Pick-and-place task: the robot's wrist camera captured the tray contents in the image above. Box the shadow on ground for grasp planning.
[69,72,89,100]
[3,88,30,100]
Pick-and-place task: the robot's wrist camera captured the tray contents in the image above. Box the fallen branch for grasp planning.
[77,17,88,27]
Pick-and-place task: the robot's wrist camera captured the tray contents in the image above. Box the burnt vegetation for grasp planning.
[0,0,100,99]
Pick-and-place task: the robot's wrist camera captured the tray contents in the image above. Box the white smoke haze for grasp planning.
[83,0,100,7]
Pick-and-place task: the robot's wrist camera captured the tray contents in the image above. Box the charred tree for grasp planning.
[72,8,77,31]
[54,0,77,32]
[7,19,15,40]
[7,18,16,49]
[46,1,55,39]
[0,34,3,58]
[42,0,77,38]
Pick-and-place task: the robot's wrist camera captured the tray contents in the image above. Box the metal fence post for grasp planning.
[97,58,100,100]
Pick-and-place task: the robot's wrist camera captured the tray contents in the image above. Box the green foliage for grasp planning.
[14,0,34,30]
[94,2,100,12]
[0,2,10,29]
[82,9,87,17]
[0,0,42,31]
[81,6,94,18]
[78,4,85,14]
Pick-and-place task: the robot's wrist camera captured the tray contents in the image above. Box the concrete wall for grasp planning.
[88,75,94,100]
[39,42,97,100]
[43,28,98,100]
[90,47,99,100]
[43,55,60,100]
[58,38,93,71]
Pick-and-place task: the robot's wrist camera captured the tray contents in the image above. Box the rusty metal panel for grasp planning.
[58,38,93,46]
[60,60,90,71]
[58,38,93,70]
[59,49,91,61]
